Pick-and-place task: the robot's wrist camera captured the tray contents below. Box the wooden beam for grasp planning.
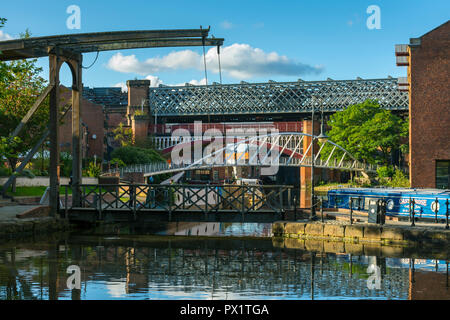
[66,38,224,53]
[9,84,54,139]
[0,29,212,53]
[2,103,72,195]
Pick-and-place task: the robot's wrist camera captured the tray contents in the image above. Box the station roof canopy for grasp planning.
[0,27,224,61]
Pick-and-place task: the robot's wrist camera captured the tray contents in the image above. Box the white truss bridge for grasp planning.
[109,133,378,177]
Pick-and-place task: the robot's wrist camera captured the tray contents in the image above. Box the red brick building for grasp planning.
[396,20,450,188]
[59,86,105,159]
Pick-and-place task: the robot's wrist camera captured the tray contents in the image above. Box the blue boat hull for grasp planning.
[326,188,450,220]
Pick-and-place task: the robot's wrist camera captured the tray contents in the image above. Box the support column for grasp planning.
[131,115,150,145]
[71,55,83,207]
[300,119,319,209]
[49,54,60,217]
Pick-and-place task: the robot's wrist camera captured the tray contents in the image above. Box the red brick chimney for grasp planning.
[126,79,150,125]
[127,79,151,144]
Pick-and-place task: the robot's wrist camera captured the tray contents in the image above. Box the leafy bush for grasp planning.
[60,152,73,177]
[84,161,101,178]
[110,158,126,168]
[110,146,165,166]
[387,170,410,188]
[377,165,395,179]
[0,166,12,176]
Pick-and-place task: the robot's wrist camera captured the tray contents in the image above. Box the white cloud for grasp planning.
[107,50,200,75]
[113,82,127,92]
[206,43,323,79]
[171,78,207,86]
[145,74,164,87]
[0,30,13,41]
[113,75,205,90]
[221,20,233,29]
[107,43,323,80]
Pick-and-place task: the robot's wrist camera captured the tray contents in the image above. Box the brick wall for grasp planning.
[300,119,321,208]
[409,21,450,188]
[132,115,151,144]
[59,86,105,159]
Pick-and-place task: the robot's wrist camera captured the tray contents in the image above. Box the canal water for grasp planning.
[0,222,449,300]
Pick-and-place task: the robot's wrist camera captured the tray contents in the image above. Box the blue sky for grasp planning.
[1,0,448,89]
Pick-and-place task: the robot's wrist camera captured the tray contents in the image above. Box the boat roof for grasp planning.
[328,187,450,197]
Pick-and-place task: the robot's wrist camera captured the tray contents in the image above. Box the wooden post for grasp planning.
[98,185,102,221]
[71,55,83,207]
[241,185,245,221]
[48,54,60,217]
[205,184,209,219]
[64,185,68,220]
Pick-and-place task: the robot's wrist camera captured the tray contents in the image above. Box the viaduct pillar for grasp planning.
[300,119,320,209]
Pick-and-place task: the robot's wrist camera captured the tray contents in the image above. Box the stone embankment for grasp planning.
[0,205,70,240]
[273,220,450,260]
[273,220,450,245]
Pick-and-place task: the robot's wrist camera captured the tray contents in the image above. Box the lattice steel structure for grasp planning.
[109,132,378,177]
[149,78,409,116]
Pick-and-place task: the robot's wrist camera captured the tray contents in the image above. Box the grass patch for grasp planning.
[5,186,72,197]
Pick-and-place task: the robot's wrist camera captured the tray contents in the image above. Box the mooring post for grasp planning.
[411,198,415,227]
[349,197,353,225]
[320,198,324,223]
[409,197,412,222]
[98,185,102,221]
[446,199,449,230]
[434,197,439,223]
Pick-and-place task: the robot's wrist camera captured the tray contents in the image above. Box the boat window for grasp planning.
[350,197,362,209]
[436,160,450,189]
[364,198,372,210]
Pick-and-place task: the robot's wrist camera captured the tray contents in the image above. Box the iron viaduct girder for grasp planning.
[150,78,409,117]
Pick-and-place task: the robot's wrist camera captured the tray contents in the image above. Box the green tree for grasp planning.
[112,122,133,147]
[110,146,165,166]
[320,100,408,166]
[0,29,50,191]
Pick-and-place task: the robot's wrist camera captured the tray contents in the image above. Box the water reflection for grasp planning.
[0,228,449,300]
[135,222,273,237]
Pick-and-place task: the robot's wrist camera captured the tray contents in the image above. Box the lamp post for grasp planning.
[310,101,316,220]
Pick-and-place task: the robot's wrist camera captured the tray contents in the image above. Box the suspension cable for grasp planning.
[82,51,99,69]
[217,45,222,84]
[201,36,208,86]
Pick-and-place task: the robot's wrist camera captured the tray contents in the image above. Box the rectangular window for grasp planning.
[436,160,450,189]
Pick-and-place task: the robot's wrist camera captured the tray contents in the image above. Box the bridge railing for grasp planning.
[60,183,296,219]
[106,157,378,178]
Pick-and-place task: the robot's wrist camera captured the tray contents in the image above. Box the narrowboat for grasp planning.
[326,187,450,220]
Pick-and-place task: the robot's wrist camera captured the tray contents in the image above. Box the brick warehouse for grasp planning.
[62,21,449,189]
[396,20,450,189]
